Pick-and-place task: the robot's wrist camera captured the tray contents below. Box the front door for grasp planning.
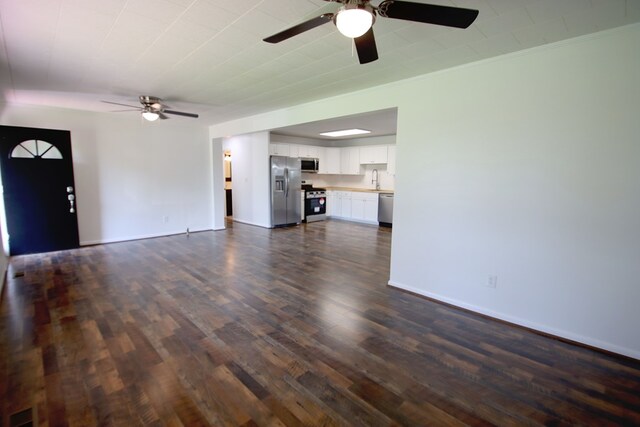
[0,125,80,255]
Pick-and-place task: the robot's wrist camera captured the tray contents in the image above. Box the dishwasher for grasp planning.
[378,193,394,227]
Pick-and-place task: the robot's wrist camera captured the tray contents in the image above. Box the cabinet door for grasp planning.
[387,145,396,175]
[349,147,361,174]
[326,148,341,174]
[289,144,300,158]
[364,198,379,222]
[360,145,388,164]
[351,197,365,220]
[326,192,335,217]
[339,193,352,218]
[341,147,362,175]
[332,193,342,217]
[299,145,318,158]
[317,147,328,174]
[270,143,290,156]
[340,149,349,174]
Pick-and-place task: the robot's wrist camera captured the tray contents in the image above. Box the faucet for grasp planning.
[372,169,380,190]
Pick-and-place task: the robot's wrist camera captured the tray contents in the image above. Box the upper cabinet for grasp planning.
[268,142,394,176]
[316,146,328,174]
[298,145,318,158]
[325,148,341,174]
[269,143,290,156]
[359,145,388,164]
[387,145,396,175]
[340,147,362,175]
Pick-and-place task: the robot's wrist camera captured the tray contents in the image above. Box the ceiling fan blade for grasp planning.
[101,100,141,109]
[263,13,334,43]
[354,28,378,64]
[109,109,141,112]
[377,1,479,28]
[158,112,170,120]
[164,109,199,118]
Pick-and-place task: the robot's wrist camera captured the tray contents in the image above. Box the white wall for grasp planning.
[211,137,226,230]
[210,24,640,359]
[1,104,214,245]
[222,131,271,228]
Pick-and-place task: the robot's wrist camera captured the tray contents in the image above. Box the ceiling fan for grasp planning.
[263,0,479,64]
[101,96,199,121]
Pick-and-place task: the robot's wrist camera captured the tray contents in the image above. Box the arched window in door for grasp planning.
[10,139,63,159]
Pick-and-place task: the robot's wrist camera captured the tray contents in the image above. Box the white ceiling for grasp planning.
[0,0,638,125]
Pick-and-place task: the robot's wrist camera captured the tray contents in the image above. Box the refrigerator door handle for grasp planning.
[285,167,289,198]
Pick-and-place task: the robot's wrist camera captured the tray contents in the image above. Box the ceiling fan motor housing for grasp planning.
[139,95,164,111]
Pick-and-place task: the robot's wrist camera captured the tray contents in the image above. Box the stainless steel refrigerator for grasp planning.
[270,156,301,227]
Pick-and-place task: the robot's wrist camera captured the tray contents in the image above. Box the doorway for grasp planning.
[224,151,232,217]
[0,125,80,255]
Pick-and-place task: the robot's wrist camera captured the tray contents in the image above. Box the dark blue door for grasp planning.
[0,125,80,255]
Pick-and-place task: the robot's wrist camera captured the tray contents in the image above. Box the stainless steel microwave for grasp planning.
[300,157,319,173]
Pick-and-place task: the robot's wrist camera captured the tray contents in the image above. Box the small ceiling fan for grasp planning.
[101,96,199,121]
[263,0,479,64]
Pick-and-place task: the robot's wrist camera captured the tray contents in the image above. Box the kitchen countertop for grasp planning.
[324,187,394,194]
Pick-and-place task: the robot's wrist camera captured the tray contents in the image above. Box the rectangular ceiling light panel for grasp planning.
[319,128,371,137]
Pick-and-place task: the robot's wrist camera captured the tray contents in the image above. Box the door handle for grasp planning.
[285,168,289,198]
[68,194,75,213]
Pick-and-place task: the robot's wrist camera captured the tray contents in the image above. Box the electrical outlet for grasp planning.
[487,275,498,288]
[162,216,169,223]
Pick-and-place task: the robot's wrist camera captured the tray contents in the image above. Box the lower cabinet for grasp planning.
[326,190,378,225]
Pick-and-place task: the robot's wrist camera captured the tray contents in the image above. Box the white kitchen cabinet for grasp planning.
[339,192,352,218]
[298,145,319,158]
[350,192,378,224]
[387,145,396,175]
[359,145,388,164]
[316,146,328,174]
[351,197,365,220]
[363,195,379,223]
[269,143,290,156]
[326,191,335,217]
[324,147,341,174]
[340,147,362,175]
[289,144,300,158]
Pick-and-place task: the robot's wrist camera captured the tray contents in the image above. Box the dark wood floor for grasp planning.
[1,220,639,426]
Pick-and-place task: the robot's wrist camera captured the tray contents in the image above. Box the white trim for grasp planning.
[80,227,213,246]
[231,218,272,229]
[388,280,640,361]
[327,216,378,226]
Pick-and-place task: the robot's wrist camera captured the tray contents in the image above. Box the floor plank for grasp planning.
[1,219,639,426]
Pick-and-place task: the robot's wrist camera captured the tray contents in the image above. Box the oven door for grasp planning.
[305,196,326,221]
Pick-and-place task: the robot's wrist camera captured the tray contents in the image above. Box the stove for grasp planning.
[302,182,326,222]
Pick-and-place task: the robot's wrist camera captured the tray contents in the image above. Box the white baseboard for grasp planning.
[231,218,271,229]
[327,215,378,226]
[388,280,640,361]
[80,227,213,246]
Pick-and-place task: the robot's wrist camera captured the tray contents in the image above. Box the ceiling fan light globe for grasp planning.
[336,8,373,38]
[142,110,159,121]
